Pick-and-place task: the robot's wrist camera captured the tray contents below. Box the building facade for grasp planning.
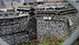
[48,0,65,2]
[0,0,6,8]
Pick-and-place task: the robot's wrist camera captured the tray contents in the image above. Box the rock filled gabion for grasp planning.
[37,20,69,39]
[0,16,29,45]
[36,15,77,40]
[34,2,78,40]
[0,2,78,45]
[27,17,37,40]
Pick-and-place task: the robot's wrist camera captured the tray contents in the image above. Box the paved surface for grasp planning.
[66,0,79,16]
[66,0,79,11]
[63,26,79,45]
[0,38,9,45]
[63,0,79,45]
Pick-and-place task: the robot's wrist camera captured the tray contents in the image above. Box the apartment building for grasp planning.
[0,0,6,8]
[48,0,65,2]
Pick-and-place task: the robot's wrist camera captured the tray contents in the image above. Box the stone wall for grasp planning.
[0,16,29,45]
[37,20,69,40]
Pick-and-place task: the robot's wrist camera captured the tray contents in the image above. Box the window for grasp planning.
[0,14,3,16]
[9,13,14,15]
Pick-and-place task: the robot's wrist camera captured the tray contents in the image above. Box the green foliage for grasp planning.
[20,41,35,45]
[39,35,64,45]
[20,35,64,45]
